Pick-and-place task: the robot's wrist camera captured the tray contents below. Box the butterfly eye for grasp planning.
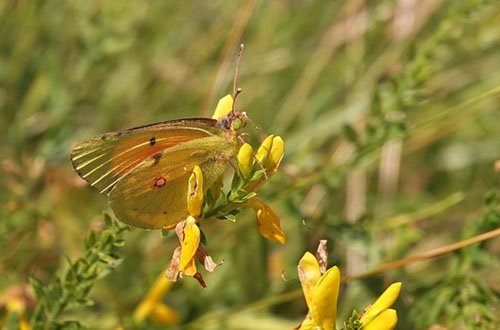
[231,118,243,131]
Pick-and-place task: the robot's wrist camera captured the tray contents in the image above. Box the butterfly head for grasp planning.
[216,110,247,132]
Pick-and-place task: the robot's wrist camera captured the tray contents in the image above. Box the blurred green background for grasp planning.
[1,0,500,329]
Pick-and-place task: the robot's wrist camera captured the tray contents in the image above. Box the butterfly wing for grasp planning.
[108,135,239,229]
[71,118,221,195]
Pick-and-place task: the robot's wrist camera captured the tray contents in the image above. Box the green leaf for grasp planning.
[224,214,237,222]
[30,277,45,300]
[84,230,96,248]
[103,213,113,228]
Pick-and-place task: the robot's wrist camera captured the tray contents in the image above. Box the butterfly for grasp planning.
[70,96,246,230]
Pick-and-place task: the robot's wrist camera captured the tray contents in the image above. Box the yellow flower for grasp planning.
[246,135,285,192]
[363,309,398,330]
[179,215,201,276]
[360,282,402,326]
[244,196,286,243]
[212,95,233,120]
[255,135,274,165]
[187,165,204,218]
[266,136,284,172]
[133,273,178,325]
[237,143,254,179]
[297,252,339,330]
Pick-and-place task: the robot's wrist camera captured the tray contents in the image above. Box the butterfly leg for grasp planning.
[253,156,269,180]
[214,153,240,177]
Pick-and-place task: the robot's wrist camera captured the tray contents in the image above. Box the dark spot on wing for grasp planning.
[152,151,162,165]
[162,211,167,214]
[150,137,156,146]
[153,175,167,188]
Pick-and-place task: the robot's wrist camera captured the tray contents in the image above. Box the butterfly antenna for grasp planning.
[232,44,244,113]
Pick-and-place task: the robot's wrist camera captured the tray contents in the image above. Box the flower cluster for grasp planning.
[164,95,286,287]
[296,242,401,330]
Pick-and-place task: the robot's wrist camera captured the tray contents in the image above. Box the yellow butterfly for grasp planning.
[71,95,245,229]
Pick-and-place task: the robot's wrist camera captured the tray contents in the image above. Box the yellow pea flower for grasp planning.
[212,95,233,120]
[237,143,254,179]
[360,282,402,326]
[296,244,401,330]
[297,252,340,330]
[179,215,201,276]
[265,136,284,174]
[255,135,274,165]
[244,196,286,243]
[364,309,398,330]
[133,273,178,325]
[187,165,204,218]
[245,136,285,192]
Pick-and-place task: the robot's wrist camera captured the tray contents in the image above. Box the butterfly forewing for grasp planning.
[70,119,221,195]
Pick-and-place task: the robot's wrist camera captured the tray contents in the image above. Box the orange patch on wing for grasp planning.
[110,134,195,179]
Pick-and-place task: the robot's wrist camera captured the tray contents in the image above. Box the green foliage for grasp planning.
[343,310,363,330]
[410,191,500,329]
[29,214,128,330]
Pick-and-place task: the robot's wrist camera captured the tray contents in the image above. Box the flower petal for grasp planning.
[182,257,197,277]
[298,252,322,311]
[212,95,233,120]
[165,247,182,282]
[245,197,286,243]
[265,136,284,174]
[311,266,340,330]
[363,309,398,330]
[297,316,317,330]
[255,135,274,165]
[360,282,401,325]
[237,143,254,179]
[179,216,200,273]
[187,166,204,218]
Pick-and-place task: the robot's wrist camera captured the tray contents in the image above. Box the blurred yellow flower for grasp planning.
[212,94,233,120]
[132,273,178,325]
[245,196,286,243]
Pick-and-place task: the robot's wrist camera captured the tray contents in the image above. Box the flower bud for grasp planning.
[265,136,284,174]
[237,143,254,179]
[255,135,274,165]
